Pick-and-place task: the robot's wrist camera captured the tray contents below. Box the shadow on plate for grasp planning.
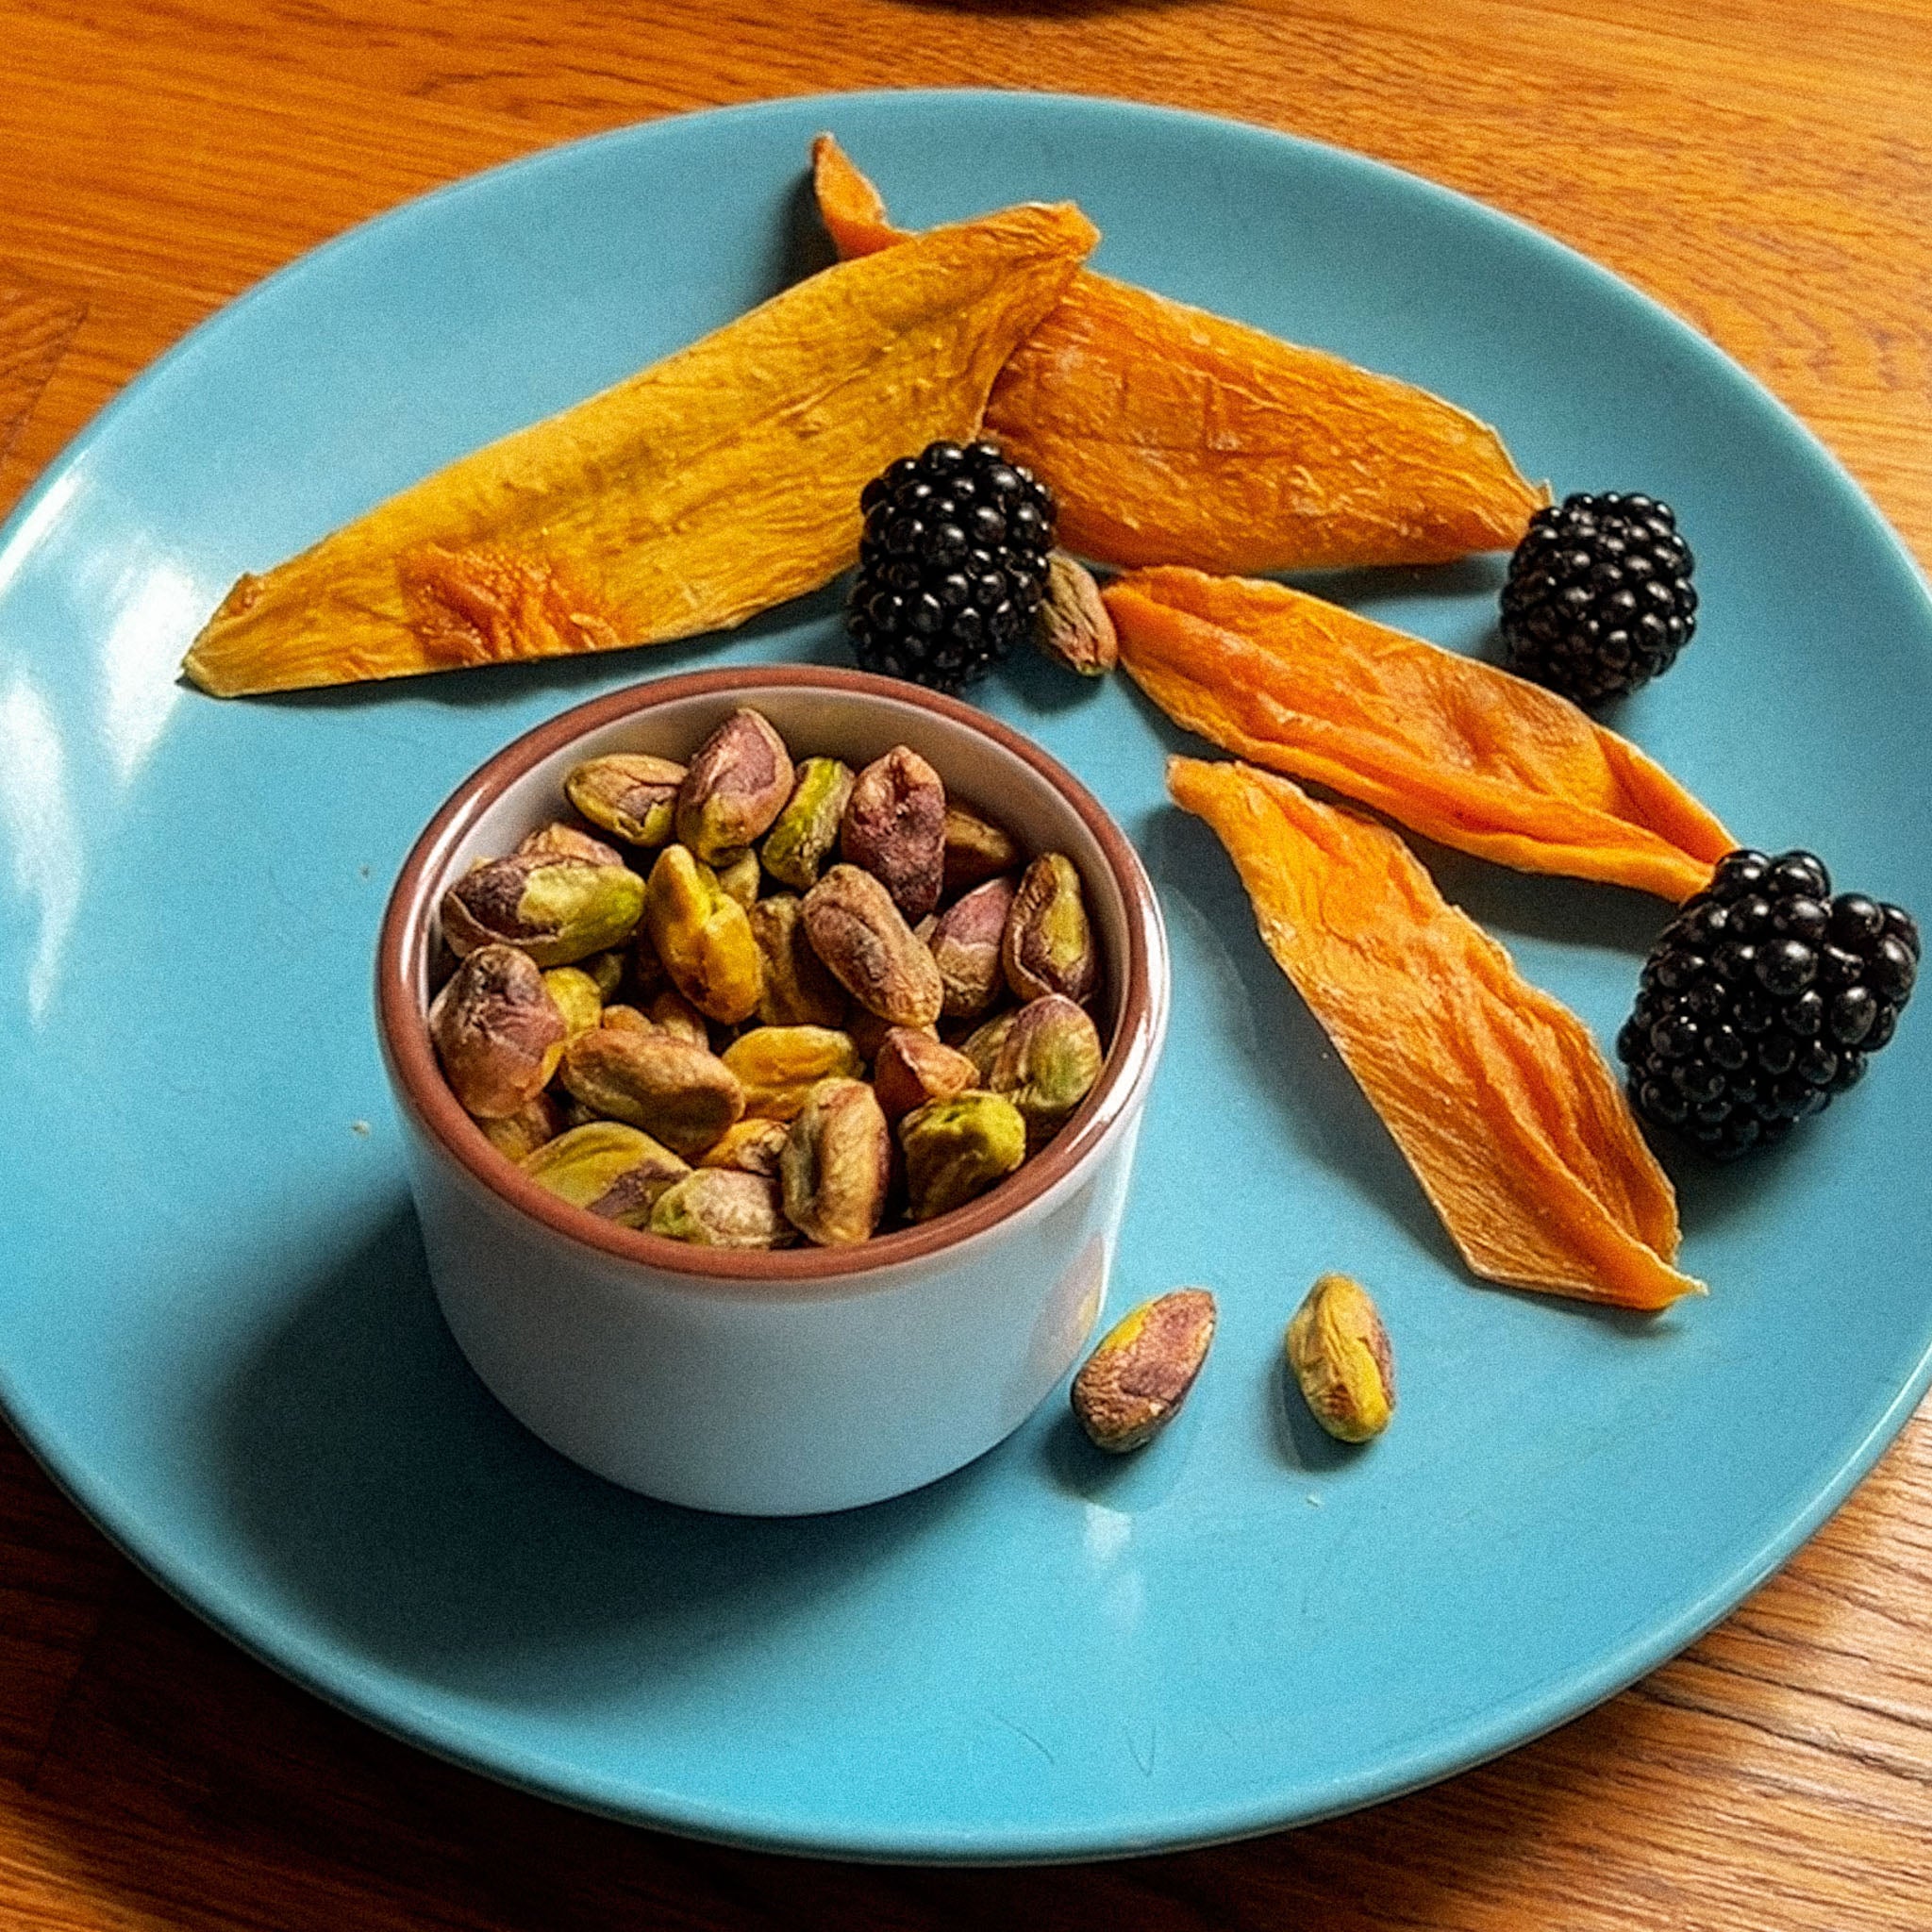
[1283,555,1507,613]
[1036,1394,1203,1509]
[210,1198,987,1707]
[1269,1360,1356,1474]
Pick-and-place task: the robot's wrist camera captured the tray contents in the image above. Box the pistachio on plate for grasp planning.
[1071,1288,1217,1453]
[1286,1273,1395,1442]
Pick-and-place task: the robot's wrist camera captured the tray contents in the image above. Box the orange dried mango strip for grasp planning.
[1110,566,1732,903]
[1170,757,1702,1310]
[184,199,1097,696]
[812,135,1548,574]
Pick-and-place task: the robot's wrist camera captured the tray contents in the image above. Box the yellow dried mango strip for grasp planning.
[1170,756,1702,1310]
[184,201,1098,696]
[812,135,1548,574]
[1111,567,1732,903]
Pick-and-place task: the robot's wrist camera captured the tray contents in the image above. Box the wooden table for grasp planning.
[5,3,1929,1925]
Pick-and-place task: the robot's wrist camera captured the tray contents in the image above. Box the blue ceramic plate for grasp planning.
[3,92,1929,1863]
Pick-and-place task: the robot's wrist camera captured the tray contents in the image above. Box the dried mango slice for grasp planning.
[1109,567,1731,903]
[1169,757,1702,1309]
[183,201,1098,696]
[811,135,1547,573]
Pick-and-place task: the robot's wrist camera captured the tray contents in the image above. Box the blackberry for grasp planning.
[1500,492,1697,707]
[845,440,1057,693]
[1617,848,1918,1159]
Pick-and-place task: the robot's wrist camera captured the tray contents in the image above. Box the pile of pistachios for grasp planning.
[426,707,1109,1250]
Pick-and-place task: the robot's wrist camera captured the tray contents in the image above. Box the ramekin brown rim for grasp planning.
[375,664,1166,1285]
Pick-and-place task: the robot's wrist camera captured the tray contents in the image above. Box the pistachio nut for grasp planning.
[1071,1289,1217,1453]
[600,1003,654,1036]
[650,1169,793,1249]
[558,1026,744,1158]
[582,948,626,1002]
[1035,550,1119,676]
[942,801,1020,898]
[722,1025,863,1122]
[959,1008,1018,1083]
[646,987,711,1050]
[541,965,605,1038]
[716,847,762,909]
[520,1122,690,1227]
[781,1077,891,1247]
[478,1090,564,1164]
[929,874,1017,1020]
[441,852,645,968]
[1003,852,1098,1006]
[563,752,686,848]
[697,1115,791,1178]
[899,1090,1027,1222]
[749,893,848,1029]
[988,994,1105,1149]
[428,942,567,1119]
[1286,1274,1396,1442]
[518,820,626,868]
[841,745,946,922]
[643,843,762,1024]
[675,708,795,862]
[761,757,856,891]
[873,1027,977,1124]
[846,1004,934,1065]
[802,863,944,1027]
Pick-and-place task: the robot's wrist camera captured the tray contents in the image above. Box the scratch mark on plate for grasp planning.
[994,1714,1056,1766]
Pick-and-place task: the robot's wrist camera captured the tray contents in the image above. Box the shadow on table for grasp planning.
[208,1200,982,1708]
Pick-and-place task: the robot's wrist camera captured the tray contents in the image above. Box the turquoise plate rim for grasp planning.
[2,90,1929,1864]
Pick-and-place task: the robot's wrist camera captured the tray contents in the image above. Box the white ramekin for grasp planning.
[377,667,1170,1514]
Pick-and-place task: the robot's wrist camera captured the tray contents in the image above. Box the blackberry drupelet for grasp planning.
[1618,849,1919,1158]
[846,441,1056,693]
[1500,492,1697,707]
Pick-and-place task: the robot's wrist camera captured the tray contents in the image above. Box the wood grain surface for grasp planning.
[3,1,1929,1925]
